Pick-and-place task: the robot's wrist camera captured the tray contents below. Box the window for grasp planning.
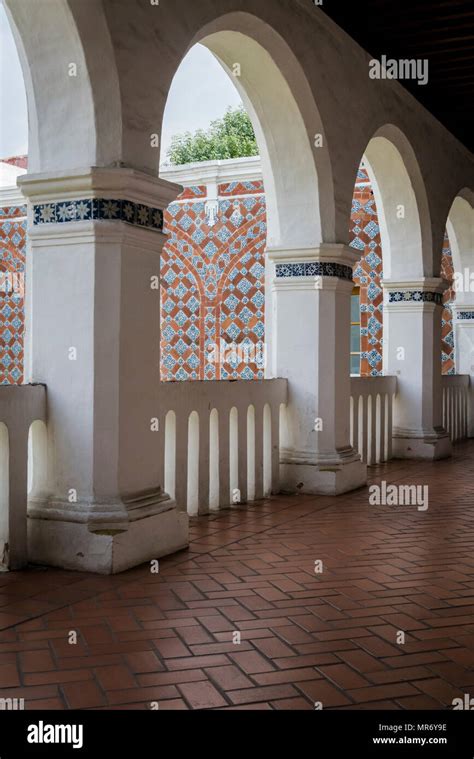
[351,287,361,376]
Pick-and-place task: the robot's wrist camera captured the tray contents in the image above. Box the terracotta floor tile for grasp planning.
[178,681,227,709]
[62,681,107,709]
[316,663,370,690]
[0,661,20,688]
[229,684,297,705]
[296,679,351,708]
[229,650,275,674]
[152,638,191,659]
[1,445,473,709]
[125,651,164,674]
[205,665,253,691]
[95,665,137,691]
[19,650,55,673]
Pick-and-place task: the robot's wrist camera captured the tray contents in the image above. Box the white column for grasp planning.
[18,168,189,573]
[269,243,367,495]
[383,279,452,459]
[452,305,474,437]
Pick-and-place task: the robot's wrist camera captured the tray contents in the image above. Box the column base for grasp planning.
[392,428,452,461]
[27,502,189,574]
[280,450,367,495]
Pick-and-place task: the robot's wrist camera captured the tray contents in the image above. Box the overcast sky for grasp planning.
[0,6,241,163]
[0,4,28,158]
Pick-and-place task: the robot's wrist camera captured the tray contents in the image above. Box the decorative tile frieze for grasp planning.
[33,198,164,232]
[388,290,443,306]
[457,311,474,320]
[275,262,353,281]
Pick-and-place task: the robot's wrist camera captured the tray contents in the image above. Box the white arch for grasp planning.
[200,32,323,248]
[446,193,474,303]
[363,126,432,279]
[161,12,332,249]
[4,0,121,172]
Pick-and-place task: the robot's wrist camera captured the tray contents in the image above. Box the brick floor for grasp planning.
[0,442,474,709]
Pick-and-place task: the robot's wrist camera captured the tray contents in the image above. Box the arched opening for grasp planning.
[0,8,28,386]
[3,0,120,173]
[363,129,430,280]
[446,193,474,283]
[446,193,474,391]
[350,127,452,459]
[193,30,324,250]
[349,127,432,378]
[158,24,327,385]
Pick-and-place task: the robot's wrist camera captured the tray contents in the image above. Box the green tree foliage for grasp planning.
[167,106,259,165]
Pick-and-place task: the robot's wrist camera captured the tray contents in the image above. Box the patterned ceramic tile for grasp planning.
[33,198,164,231]
[440,233,455,374]
[275,262,353,280]
[0,160,456,386]
[0,204,26,384]
[160,184,267,381]
[388,291,443,305]
[351,169,384,376]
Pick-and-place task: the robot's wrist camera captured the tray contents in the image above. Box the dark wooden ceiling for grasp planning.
[320,0,473,152]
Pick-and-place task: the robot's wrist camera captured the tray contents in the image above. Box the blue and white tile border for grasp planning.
[33,198,164,232]
[457,311,474,320]
[388,290,443,306]
[275,262,353,281]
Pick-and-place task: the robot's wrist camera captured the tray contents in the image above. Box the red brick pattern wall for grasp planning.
[441,233,455,375]
[351,167,384,376]
[0,203,26,384]
[0,160,457,385]
[161,181,267,381]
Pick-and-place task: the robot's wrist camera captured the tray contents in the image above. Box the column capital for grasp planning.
[268,243,359,289]
[382,277,449,307]
[451,304,474,321]
[18,166,182,234]
[267,243,360,267]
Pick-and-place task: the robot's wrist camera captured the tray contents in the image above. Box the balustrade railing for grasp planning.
[442,375,470,443]
[158,379,288,515]
[0,385,46,570]
[350,376,397,465]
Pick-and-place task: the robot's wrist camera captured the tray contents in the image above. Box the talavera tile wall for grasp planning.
[0,158,455,384]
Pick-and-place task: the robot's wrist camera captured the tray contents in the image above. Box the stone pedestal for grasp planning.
[452,305,474,438]
[383,279,452,460]
[19,168,189,573]
[269,243,367,495]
